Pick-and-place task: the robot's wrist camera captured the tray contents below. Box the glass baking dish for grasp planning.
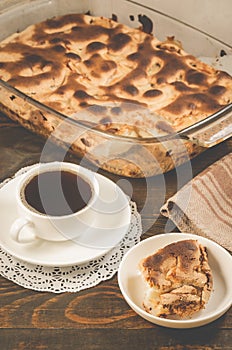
[0,0,231,177]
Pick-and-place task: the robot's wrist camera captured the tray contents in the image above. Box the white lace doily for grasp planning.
[0,164,142,293]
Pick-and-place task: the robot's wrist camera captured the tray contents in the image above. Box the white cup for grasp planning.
[10,162,99,243]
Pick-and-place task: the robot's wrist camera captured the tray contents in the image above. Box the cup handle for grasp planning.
[10,218,37,243]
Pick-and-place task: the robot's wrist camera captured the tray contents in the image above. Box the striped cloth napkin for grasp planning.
[161,152,232,252]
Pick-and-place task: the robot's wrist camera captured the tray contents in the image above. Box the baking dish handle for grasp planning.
[179,103,232,148]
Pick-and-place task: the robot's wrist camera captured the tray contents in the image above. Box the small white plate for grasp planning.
[118,233,232,328]
[0,169,131,266]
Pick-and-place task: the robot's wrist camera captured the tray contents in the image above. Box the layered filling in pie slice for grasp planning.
[139,239,213,319]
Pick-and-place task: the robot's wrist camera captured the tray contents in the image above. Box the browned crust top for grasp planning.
[0,13,231,132]
[140,239,212,289]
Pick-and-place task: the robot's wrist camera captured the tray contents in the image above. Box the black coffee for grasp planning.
[23,170,93,216]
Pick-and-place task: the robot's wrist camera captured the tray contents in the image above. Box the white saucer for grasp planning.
[0,169,131,266]
[118,233,232,328]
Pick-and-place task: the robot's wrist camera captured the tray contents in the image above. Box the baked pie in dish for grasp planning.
[0,13,231,176]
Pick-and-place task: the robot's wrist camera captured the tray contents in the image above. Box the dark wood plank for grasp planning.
[1,326,232,350]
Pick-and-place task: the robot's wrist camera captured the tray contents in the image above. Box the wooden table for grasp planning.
[0,112,231,350]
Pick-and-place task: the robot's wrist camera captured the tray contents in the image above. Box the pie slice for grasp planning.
[139,239,213,319]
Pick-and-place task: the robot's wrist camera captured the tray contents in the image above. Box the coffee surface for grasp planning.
[23,170,92,216]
